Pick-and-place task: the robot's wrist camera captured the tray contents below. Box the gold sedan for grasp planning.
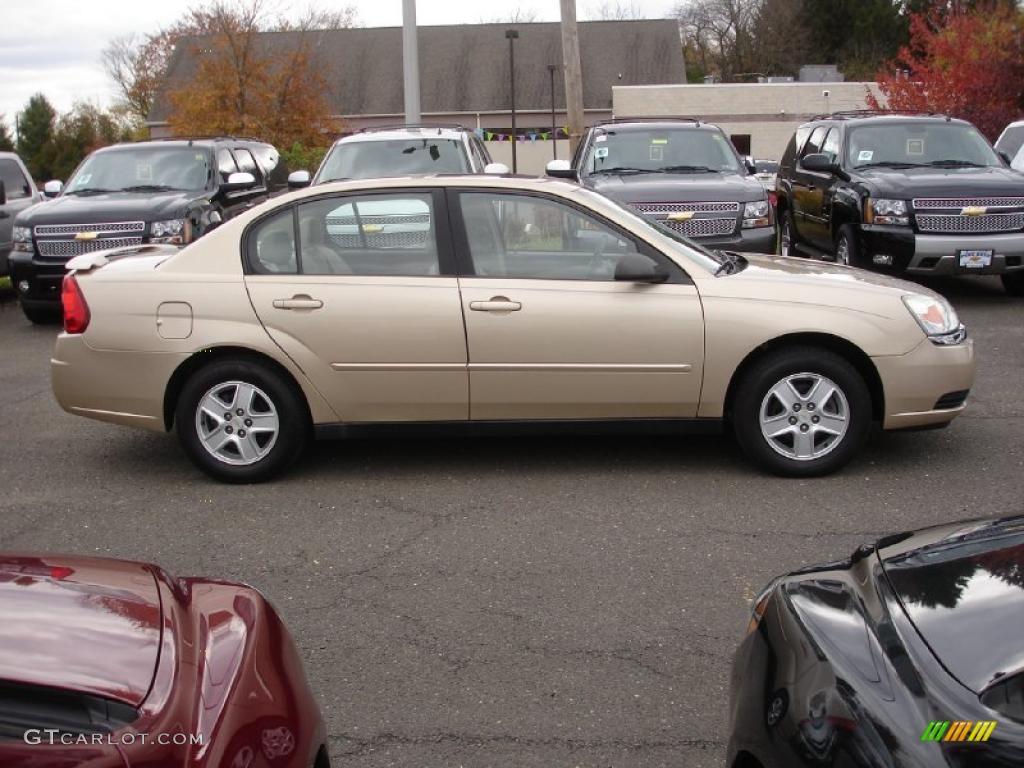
[52,176,974,482]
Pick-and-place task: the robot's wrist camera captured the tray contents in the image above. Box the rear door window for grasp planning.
[0,159,31,199]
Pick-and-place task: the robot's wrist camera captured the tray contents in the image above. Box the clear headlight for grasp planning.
[742,199,772,229]
[902,293,966,345]
[13,225,32,252]
[150,218,189,244]
[867,198,909,226]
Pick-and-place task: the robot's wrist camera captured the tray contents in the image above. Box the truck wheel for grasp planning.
[732,346,872,477]
[835,224,861,268]
[1003,272,1024,297]
[175,358,309,483]
[21,302,60,325]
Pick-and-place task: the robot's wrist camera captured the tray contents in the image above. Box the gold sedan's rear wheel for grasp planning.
[176,358,309,483]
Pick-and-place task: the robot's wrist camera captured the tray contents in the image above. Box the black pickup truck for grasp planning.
[10,137,287,322]
[775,111,1024,296]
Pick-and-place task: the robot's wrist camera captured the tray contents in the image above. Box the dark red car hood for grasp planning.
[0,553,162,707]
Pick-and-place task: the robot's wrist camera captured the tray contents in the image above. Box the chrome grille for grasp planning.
[913,197,1024,210]
[37,237,144,258]
[34,221,145,237]
[326,214,431,227]
[916,213,1024,234]
[328,231,431,249]
[661,218,736,238]
[632,201,739,215]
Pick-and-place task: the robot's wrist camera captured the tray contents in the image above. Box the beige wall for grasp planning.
[485,140,570,176]
[612,82,887,161]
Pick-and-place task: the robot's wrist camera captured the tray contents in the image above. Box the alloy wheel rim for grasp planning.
[836,236,850,265]
[195,380,279,466]
[759,372,850,461]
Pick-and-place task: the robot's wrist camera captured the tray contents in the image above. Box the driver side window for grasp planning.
[459,192,639,281]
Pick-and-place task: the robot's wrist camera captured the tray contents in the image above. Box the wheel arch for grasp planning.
[163,345,313,431]
[723,332,885,423]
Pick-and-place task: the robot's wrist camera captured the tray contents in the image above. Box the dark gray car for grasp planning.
[0,152,42,276]
[546,119,776,253]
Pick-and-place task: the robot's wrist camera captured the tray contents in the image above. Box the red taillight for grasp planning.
[62,275,90,334]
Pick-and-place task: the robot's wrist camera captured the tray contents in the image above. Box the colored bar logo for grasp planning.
[921,721,996,742]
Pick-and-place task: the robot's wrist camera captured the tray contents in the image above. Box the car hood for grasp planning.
[855,165,1024,199]
[0,553,162,707]
[876,516,1024,695]
[16,190,200,225]
[585,172,766,204]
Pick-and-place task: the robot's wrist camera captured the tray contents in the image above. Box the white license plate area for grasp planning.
[958,249,993,268]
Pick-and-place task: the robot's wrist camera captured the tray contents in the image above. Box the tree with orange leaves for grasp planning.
[870,2,1024,141]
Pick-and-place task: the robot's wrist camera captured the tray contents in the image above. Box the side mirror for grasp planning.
[206,210,224,232]
[744,156,756,174]
[223,172,256,191]
[483,162,510,175]
[614,252,669,283]
[801,153,837,174]
[546,159,577,180]
[288,170,312,189]
[43,180,63,198]
[0,180,6,206]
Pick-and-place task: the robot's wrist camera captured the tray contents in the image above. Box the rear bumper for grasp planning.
[859,225,1024,275]
[52,334,187,432]
[874,336,976,430]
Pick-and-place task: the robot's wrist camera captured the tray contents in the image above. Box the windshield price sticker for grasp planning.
[858,150,874,162]
[907,139,925,155]
[595,147,609,159]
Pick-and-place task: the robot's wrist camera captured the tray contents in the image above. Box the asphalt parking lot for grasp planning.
[1,275,1022,768]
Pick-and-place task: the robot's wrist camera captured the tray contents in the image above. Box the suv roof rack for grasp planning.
[358,123,468,134]
[594,116,703,127]
[136,135,266,144]
[809,109,949,122]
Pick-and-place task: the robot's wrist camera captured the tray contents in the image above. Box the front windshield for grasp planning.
[317,138,469,181]
[846,122,1001,168]
[64,146,212,194]
[583,127,743,175]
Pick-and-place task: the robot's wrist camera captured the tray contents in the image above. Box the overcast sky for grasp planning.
[0,0,674,134]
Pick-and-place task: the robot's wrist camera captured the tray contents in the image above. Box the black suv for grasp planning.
[10,136,288,322]
[546,118,775,253]
[776,111,1024,296]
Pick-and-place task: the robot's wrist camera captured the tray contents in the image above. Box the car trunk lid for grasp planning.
[0,554,163,708]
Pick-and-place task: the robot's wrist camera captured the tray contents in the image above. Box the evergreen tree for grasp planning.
[0,116,14,152]
[16,94,57,180]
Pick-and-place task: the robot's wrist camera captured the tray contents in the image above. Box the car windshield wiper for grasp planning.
[659,165,718,173]
[119,184,183,192]
[853,161,926,169]
[926,159,986,168]
[65,187,115,196]
[714,249,747,276]
[591,166,652,175]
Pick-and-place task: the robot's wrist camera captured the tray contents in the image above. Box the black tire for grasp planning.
[1003,272,1024,297]
[175,358,309,483]
[834,224,861,268]
[732,346,872,477]
[21,302,60,324]
[778,209,797,257]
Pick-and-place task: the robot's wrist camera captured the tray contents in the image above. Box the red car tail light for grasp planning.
[62,275,90,334]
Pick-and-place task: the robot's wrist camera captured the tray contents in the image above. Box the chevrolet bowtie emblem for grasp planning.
[74,231,99,240]
[667,211,695,221]
[961,206,987,216]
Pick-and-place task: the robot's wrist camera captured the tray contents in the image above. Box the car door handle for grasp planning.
[273,295,323,310]
[469,297,521,312]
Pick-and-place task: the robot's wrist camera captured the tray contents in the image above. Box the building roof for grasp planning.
[148,19,685,125]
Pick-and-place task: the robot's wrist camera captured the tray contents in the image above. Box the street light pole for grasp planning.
[547,64,558,160]
[505,29,519,173]
[402,0,421,123]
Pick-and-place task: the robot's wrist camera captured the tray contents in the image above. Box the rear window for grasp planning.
[883,529,1024,697]
[317,138,469,181]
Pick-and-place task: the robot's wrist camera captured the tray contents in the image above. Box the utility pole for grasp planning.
[559,0,585,157]
[506,29,519,173]
[547,64,558,160]
[402,0,421,123]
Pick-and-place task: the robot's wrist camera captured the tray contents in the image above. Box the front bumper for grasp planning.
[0,243,11,277]
[860,225,1024,275]
[52,333,188,432]
[697,226,776,254]
[873,335,976,430]
[9,251,65,306]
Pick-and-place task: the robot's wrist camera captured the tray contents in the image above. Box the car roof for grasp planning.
[805,113,970,129]
[335,126,470,145]
[96,138,271,153]
[286,174,576,198]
